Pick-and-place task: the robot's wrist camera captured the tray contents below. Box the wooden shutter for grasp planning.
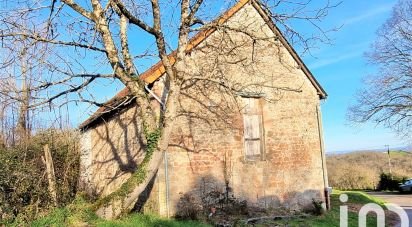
[244,115,262,157]
[242,97,264,160]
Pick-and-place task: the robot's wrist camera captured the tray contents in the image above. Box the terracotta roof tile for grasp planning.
[78,87,132,129]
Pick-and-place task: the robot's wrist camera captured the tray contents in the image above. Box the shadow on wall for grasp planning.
[82,23,305,199]
[174,174,323,220]
[133,170,158,212]
[89,106,146,195]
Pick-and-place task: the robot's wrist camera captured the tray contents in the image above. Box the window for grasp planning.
[242,97,264,160]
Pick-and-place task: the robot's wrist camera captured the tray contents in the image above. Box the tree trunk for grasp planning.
[16,49,30,142]
[43,144,58,206]
[95,77,181,219]
[95,151,164,219]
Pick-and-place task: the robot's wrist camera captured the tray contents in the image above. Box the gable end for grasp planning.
[79,0,326,130]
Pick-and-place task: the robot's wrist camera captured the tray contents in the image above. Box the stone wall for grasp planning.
[79,1,328,217]
[83,105,146,196]
[159,3,327,214]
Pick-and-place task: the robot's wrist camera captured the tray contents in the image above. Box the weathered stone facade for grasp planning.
[79,1,328,217]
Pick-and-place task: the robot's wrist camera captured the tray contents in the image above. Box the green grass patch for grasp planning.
[95,214,210,227]
[389,150,410,156]
[30,195,99,227]
[31,210,210,227]
[28,195,210,227]
[337,190,385,206]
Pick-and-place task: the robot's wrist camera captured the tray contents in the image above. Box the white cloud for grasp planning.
[308,51,361,70]
[344,3,394,26]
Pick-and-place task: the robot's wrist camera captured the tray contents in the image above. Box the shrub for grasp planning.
[311,199,325,216]
[377,172,407,191]
[327,162,378,190]
[202,189,248,215]
[0,129,80,224]
[175,193,203,220]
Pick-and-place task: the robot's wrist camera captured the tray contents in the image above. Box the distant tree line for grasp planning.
[327,151,412,190]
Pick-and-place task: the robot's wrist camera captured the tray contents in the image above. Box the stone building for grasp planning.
[79,0,329,217]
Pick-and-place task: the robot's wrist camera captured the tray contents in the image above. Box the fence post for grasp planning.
[43,144,57,206]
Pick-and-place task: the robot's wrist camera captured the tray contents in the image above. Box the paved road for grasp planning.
[367,192,412,227]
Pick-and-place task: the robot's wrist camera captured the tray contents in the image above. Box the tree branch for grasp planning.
[0,32,107,53]
[61,0,93,20]
[111,0,157,35]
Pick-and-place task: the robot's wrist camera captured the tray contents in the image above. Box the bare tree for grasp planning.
[16,42,31,142]
[349,0,412,138]
[0,33,50,144]
[0,0,337,219]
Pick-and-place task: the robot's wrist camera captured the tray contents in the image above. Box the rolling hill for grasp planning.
[326,150,412,190]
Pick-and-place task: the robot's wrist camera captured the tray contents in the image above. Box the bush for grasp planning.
[201,189,247,216]
[311,199,325,216]
[327,162,378,190]
[377,172,407,191]
[175,193,203,220]
[0,129,80,224]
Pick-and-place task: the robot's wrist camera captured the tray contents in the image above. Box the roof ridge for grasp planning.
[140,0,251,83]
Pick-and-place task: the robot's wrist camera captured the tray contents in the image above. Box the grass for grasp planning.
[31,211,210,227]
[95,214,210,227]
[27,195,210,227]
[389,150,410,156]
[338,190,385,205]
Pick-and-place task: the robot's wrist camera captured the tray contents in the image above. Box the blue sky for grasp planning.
[69,0,408,153]
[302,0,407,152]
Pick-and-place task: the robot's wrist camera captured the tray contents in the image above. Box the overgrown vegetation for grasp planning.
[0,128,212,226]
[0,130,79,225]
[327,151,412,190]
